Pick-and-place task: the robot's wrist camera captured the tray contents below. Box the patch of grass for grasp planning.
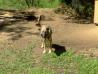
[0,0,60,9]
[38,0,60,8]
[0,42,98,74]
[0,43,35,74]
[42,50,98,74]
[0,42,56,74]
[0,0,28,9]
[31,67,55,74]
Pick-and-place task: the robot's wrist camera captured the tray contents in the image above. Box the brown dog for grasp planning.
[40,25,52,53]
[35,15,52,53]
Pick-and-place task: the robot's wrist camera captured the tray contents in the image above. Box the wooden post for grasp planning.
[94,0,98,24]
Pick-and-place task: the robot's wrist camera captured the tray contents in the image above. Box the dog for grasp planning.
[35,15,52,53]
[40,24,52,53]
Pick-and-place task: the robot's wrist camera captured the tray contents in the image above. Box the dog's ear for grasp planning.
[47,26,52,33]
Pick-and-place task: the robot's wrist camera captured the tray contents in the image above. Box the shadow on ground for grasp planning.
[52,44,66,56]
[0,21,39,40]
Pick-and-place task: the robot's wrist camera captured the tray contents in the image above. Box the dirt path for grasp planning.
[53,23,98,49]
[0,8,98,56]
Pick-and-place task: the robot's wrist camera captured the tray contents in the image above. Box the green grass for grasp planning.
[0,43,35,74]
[0,43,98,74]
[37,0,60,8]
[0,0,60,9]
[0,0,28,9]
[41,50,98,74]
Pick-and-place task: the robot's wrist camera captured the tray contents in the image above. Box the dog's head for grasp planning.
[40,25,52,38]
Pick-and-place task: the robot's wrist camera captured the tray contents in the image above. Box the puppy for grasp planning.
[40,25,52,53]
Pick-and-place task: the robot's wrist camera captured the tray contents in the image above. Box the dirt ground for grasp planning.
[0,8,98,56]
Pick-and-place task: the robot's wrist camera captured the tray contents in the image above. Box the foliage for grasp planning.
[70,0,94,19]
[0,0,94,19]
[0,0,28,9]
[0,0,60,9]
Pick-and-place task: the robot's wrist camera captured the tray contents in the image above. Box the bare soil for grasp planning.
[0,8,98,57]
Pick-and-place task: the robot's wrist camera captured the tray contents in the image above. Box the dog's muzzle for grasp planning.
[41,31,49,38]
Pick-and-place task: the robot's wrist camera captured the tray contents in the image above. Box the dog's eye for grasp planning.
[46,28,49,30]
[38,28,41,31]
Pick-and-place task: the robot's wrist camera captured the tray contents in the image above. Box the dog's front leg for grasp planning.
[43,44,46,54]
[41,42,44,48]
[49,48,52,53]
[49,45,52,53]
[43,40,46,54]
[48,39,52,53]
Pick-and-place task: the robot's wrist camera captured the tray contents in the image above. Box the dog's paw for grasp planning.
[49,50,52,53]
[43,50,46,54]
